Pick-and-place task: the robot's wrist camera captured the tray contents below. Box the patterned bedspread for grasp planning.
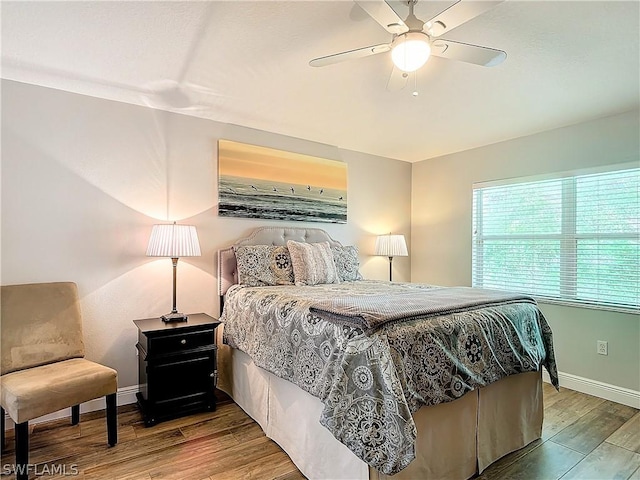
[221,280,558,475]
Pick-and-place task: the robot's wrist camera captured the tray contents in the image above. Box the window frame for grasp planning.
[472,163,639,314]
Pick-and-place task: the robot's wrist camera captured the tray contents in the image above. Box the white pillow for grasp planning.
[286,240,340,286]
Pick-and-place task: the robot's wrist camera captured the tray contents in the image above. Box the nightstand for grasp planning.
[134,313,221,426]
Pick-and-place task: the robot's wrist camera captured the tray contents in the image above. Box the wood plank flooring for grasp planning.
[1,384,638,479]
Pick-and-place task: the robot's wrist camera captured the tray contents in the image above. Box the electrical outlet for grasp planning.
[597,340,608,356]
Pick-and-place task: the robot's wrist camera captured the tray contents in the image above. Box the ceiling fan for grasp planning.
[310,0,507,90]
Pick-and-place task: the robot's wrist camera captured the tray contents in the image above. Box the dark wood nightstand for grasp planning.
[134,313,221,426]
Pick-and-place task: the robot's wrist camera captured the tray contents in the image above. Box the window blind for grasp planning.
[472,167,639,312]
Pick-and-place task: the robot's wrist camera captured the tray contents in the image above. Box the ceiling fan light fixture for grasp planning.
[391,32,431,72]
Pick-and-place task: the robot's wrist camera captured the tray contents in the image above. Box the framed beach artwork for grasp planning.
[217,140,347,223]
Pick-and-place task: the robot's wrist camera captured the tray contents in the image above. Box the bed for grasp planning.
[216,226,558,480]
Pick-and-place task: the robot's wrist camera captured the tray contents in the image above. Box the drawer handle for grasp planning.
[180,339,187,345]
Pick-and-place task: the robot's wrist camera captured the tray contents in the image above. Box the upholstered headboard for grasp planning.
[217,226,343,298]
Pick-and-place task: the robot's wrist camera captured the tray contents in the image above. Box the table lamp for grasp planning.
[375,233,408,282]
[146,222,201,322]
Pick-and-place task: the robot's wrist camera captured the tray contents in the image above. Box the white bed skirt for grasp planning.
[217,333,543,480]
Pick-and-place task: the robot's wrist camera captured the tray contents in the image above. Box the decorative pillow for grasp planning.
[234,245,294,286]
[332,245,363,282]
[286,240,340,286]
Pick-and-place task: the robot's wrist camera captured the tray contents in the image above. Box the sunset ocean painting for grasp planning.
[218,140,347,223]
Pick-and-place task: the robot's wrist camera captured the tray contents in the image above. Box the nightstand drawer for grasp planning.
[149,328,214,354]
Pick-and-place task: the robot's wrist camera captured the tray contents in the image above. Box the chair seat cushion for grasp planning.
[0,358,117,424]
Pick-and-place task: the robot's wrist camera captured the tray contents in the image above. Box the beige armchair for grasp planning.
[0,282,117,480]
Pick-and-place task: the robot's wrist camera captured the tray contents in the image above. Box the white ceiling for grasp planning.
[2,1,639,162]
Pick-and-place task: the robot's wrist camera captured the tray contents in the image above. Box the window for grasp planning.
[472,166,639,313]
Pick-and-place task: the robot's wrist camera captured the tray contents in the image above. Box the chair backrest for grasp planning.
[1,282,85,375]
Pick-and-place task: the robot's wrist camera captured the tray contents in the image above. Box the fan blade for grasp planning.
[354,0,409,34]
[431,39,506,67]
[386,65,409,91]
[309,43,391,67]
[424,0,504,37]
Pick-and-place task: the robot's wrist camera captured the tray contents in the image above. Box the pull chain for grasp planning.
[412,70,419,97]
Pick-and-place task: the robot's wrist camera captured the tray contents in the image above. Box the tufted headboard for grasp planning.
[217,226,343,299]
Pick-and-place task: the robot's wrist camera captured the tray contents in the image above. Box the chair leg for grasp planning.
[15,421,29,480]
[1,407,5,449]
[71,404,80,425]
[106,393,117,446]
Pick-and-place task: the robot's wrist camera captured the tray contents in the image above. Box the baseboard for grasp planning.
[543,370,640,409]
[3,385,139,430]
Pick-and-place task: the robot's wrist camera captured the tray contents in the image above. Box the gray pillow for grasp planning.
[234,245,294,286]
[332,245,363,282]
[287,240,340,286]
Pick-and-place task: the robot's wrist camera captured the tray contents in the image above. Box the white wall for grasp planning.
[1,79,412,389]
[411,110,640,395]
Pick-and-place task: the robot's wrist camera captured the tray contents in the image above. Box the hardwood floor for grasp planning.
[1,384,638,479]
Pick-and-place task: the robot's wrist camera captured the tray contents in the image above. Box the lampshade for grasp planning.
[146,222,201,258]
[391,32,431,72]
[375,234,408,257]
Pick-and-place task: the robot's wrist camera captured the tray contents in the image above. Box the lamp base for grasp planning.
[161,312,189,323]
